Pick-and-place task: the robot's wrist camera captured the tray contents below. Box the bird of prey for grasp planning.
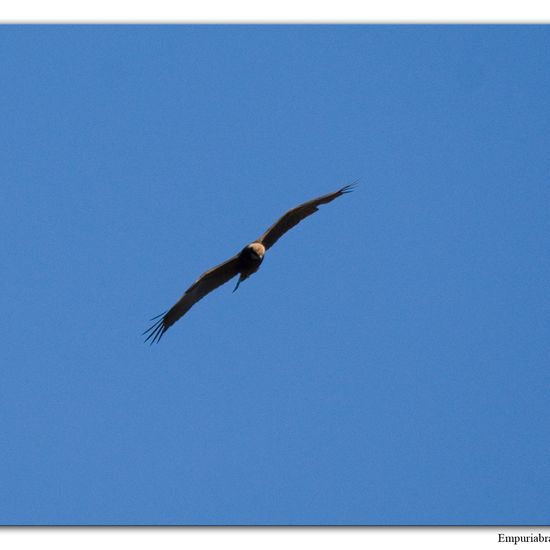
[144,183,356,344]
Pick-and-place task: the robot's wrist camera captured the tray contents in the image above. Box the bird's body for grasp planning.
[144,183,355,344]
[233,242,266,292]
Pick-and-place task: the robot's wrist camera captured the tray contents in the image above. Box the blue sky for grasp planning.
[1,25,549,525]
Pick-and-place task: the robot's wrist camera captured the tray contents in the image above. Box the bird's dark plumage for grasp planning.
[144,182,355,343]
[143,254,241,344]
[257,183,355,250]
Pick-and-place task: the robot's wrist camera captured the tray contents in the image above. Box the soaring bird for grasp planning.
[143,183,356,344]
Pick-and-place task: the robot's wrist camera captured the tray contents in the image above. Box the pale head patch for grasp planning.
[248,242,265,258]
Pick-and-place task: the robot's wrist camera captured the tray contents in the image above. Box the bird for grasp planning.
[143,182,356,344]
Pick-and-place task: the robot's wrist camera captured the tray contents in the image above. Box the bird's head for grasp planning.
[248,242,265,259]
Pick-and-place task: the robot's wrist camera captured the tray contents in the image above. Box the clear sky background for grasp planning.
[1,25,549,525]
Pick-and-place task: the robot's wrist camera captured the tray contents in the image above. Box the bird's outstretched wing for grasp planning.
[143,254,241,344]
[257,183,356,250]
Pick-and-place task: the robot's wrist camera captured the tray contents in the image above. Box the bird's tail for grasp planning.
[233,274,244,292]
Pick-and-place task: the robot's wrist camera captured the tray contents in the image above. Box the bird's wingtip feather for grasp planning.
[340,180,359,194]
[149,310,167,322]
[143,312,167,344]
